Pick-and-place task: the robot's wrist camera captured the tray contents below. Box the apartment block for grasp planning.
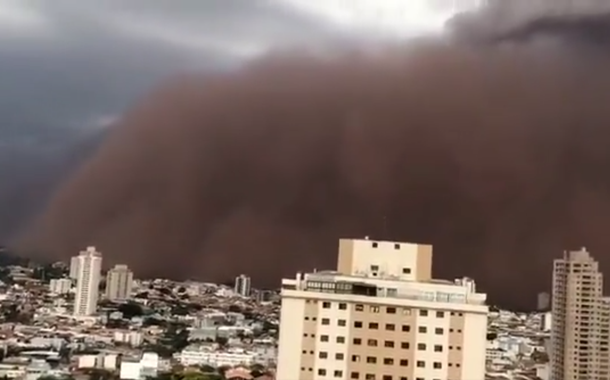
[551,248,610,380]
[73,246,103,317]
[277,238,488,380]
[105,264,134,301]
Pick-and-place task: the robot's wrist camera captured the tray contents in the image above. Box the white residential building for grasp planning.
[234,274,251,297]
[277,238,488,380]
[73,246,103,316]
[105,264,134,301]
[179,346,259,367]
[49,278,72,295]
[119,353,159,380]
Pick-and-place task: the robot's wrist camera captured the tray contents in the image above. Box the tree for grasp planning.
[199,365,215,373]
[118,302,144,318]
[171,306,189,316]
[250,363,265,378]
[227,305,242,313]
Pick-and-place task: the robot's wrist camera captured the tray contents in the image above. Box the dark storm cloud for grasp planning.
[0,0,359,238]
[20,1,610,310]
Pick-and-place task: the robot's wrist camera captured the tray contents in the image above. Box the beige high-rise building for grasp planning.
[551,248,610,380]
[105,264,134,301]
[277,238,488,380]
[73,246,103,316]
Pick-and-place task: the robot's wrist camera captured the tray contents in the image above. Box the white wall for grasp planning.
[276,296,306,380]
[347,239,421,280]
[461,312,488,380]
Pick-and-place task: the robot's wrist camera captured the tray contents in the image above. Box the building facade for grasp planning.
[277,238,488,380]
[551,248,610,380]
[69,256,80,280]
[235,274,252,297]
[49,278,72,295]
[105,264,134,301]
[73,246,103,316]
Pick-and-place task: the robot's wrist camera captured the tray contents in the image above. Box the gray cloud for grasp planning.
[0,0,475,240]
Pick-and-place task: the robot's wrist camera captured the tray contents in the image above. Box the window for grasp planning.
[365,375,375,380]
[417,361,425,368]
[394,243,400,249]
[321,335,329,342]
[435,327,444,335]
[383,358,394,365]
[355,304,364,311]
[350,373,359,379]
[367,339,378,347]
[353,338,362,345]
[336,336,345,344]
[418,326,427,333]
[433,362,442,369]
[371,265,379,271]
[366,356,377,364]
[385,324,395,331]
[355,321,363,328]
[338,319,347,327]
[335,353,344,360]
[417,343,426,350]
[402,267,411,274]
[322,318,330,325]
[382,376,392,380]
[401,342,410,349]
[370,306,380,313]
[402,325,411,332]
[436,311,444,318]
[318,369,327,376]
[339,303,348,310]
[386,307,397,314]
[352,355,360,362]
[434,345,443,352]
[322,302,331,309]
[402,308,412,315]
[369,322,379,329]
[419,309,428,317]
[334,370,343,378]
[319,352,328,359]
[400,359,408,366]
[384,340,394,348]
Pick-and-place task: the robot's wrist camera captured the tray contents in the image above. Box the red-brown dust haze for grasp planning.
[19,31,610,309]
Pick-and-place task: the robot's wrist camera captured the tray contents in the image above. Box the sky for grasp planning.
[0,0,478,143]
[0,0,481,238]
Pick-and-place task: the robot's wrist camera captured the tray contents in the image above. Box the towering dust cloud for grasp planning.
[18,11,610,309]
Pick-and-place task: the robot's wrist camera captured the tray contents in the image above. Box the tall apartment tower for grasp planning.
[234,274,251,297]
[105,264,134,301]
[277,238,488,380]
[551,248,610,380]
[73,246,103,316]
[69,256,80,280]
